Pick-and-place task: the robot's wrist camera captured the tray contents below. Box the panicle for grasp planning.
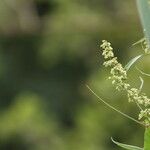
[100,40,150,127]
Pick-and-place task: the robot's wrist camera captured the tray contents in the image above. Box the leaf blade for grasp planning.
[132,38,145,46]
[125,55,143,71]
[111,138,143,150]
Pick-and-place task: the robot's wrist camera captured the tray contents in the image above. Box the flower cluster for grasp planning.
[127,88,150,106]
[101,40,129,91]
[139,109,150,126]
[101,41,114,59]
[100,40,150,127]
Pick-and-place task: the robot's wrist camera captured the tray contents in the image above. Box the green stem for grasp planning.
[144,127,150,150]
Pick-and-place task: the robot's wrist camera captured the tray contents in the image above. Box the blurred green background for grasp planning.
[0,0,148,149]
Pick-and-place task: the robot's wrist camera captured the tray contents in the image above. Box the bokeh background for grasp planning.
[0,0,149,149]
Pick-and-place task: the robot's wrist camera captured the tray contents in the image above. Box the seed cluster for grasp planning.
[101,40,150,127]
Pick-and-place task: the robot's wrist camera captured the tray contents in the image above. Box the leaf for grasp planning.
[132,38,145,46]
[144,127,150,150]
[111,138,143,150]
[125,55,143,71]
[137,0,150,53]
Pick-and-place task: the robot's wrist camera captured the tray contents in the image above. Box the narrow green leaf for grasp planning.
[132,38,145,46]
[137,0,150,51]
[125,55,143,71]
[111,138,143,150]
[144,128,150,150]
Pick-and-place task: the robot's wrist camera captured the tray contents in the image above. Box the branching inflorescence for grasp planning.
[101,40,150,127]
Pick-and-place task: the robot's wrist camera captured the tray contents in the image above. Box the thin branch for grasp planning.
[136,66,150,77]
[86,85,145,127]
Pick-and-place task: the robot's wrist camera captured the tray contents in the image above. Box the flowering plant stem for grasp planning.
[99,39,150,149]
[88,0,150,149]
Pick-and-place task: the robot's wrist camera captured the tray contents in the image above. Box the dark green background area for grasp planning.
[0,0,147,149]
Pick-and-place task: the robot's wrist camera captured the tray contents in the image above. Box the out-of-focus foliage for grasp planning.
[0,0,148,149]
